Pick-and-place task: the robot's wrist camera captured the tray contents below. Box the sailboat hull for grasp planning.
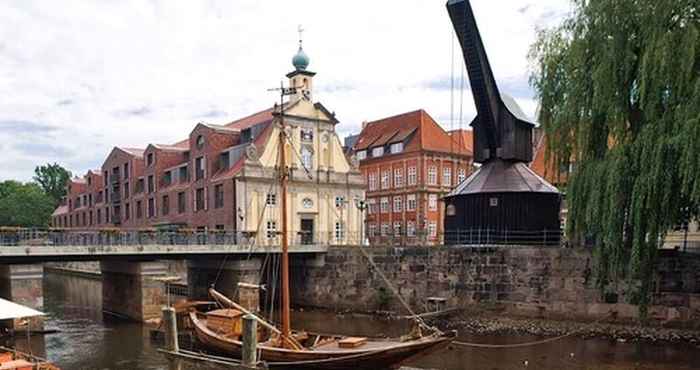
[189,311,455,369]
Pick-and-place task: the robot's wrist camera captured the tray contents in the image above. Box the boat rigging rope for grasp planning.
[451,312,614,349]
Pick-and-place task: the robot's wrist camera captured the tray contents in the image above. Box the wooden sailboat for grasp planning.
[188,45,456,369]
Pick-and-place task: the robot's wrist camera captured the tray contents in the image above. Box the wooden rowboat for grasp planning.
[188,310,455,369]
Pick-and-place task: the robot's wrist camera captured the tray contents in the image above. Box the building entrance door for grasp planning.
[300,219,314,245]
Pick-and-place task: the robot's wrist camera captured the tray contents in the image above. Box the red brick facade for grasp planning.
[352,110,473,245]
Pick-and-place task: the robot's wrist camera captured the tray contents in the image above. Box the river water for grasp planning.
[4,272,699,370]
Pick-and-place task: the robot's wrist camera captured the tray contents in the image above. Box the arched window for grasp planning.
[446,204,456,216]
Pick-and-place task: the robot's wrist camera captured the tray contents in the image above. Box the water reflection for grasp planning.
[10,272,698,370]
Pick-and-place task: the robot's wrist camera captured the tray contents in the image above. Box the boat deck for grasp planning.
[312,339,403,352]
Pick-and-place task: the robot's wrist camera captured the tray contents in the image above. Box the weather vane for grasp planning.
[297,24,304,48]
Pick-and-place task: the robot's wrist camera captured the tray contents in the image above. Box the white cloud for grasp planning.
[0,0,571,181]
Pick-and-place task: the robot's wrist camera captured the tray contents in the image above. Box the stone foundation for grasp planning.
[100,261,168,321]
[187,258,261,311]
[0,264,44,330]
[292,246,700,324]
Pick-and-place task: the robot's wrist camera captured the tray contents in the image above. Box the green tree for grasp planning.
[529,0,699,316]
[0,181,55,227]
[33,163,71,205]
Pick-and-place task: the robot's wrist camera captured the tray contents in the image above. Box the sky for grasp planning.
[0,0,572,181]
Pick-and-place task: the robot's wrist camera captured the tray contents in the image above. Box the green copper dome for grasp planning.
[292,47,309,71]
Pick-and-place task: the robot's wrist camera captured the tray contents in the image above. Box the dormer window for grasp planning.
[196,135,205,150]
[390,142,403,154]
[147,153,154,167]
[356,150,366,160]
[371,146,384,157]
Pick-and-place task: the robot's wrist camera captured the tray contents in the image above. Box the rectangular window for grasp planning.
[429,194,438,211]
[149,198,156,218]
[266,193,276,207]
[105,207,110,223]
[214,184,224,208]
[443,167,452,186]
[300,128,314,142]
[368,223,377,237]
[266,221,277,239]
[356,150,366,160]
[368,172,377,191]
[195,188,205,211]
[219,152,230,170]
[393,221,402,237]
[179,166,189,182]
[123,162,129,179]
[335,196,345,208]
[136,201,142,219]
[394,168,403,188]
[407,221,416,237]
[178,192,186,214]
[381,170,390,189]
[97,190,103,204]
[147,153,154,167]
[458,168,466,184]
[380,197,389,213]
[301,147,313,169]
[381,223,389,236]
[371,146,384,157]
[163,171,172,187]
[428,166,437,185]
[89,211,93,226]
[390,142,403,154]
[97,209,102,224]
[393,196,402,213]
[407,194,416,211]
[162,195,169,216]
[407,166,417,186]
[195,156,205,180]
[334,222,345,241]
[147,175,154,193]
[104,171,108,186]
[124,203,130,220]
[428,221,437,237]
[136,178,144,194]
[367,198,376,215]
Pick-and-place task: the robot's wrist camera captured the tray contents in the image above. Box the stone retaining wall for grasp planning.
[291,246,700,324]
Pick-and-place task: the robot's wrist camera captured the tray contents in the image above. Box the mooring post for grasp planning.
[163,306,179,352]
[242,314,258,367]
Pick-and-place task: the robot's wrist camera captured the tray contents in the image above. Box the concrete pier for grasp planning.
[0,264,44,330]
[101,261,168,321]
[187,258,261,311]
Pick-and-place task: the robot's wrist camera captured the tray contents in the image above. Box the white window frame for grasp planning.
[389,142,403,154]
[381,223,389,236]
[458,168,466,184]
[371,146,384,157]
[428,166,437,185]
[266,221,277,239]
[381,170,390,189]
[335,196,345,208]
[393,221,402,237]
[301,146,313,170]
[443,167,452,186]
[334,221,345,242]
[407,221,416,237]
[380,197,389,213]
[428,222,437,237]
[356,150,366,160]
[407,166,417,186]
[394,168,403,188]
[407,194,416,211]
[368,223,377,237]
[393,196,402,213]
[266,193,277,207]
[428,194,438,211]
[368,172,377,191]
[367,198,376,215]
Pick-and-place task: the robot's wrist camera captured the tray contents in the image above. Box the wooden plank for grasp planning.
[338,337,367,348]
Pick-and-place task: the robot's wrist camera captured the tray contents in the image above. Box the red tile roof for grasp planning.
[354,109,471,156]
[224,107,275,130]
[448,129,474,155]
[52,205,68,216]
[120,147,145,157]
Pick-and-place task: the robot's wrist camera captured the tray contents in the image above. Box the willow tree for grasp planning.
[529,0,699,315]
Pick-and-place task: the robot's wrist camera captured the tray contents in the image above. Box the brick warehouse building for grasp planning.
[52,43,366,246]
[350,110,473,245]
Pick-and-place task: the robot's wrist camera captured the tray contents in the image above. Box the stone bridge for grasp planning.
[0,229,328,326]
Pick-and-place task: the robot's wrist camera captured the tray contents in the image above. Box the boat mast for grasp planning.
[277,84,291,344]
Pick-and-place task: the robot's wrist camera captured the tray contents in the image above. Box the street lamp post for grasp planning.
[354,197,368,246]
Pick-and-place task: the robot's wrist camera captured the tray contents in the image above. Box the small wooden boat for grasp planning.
[189,308,455,369]
[0,347,60,370]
